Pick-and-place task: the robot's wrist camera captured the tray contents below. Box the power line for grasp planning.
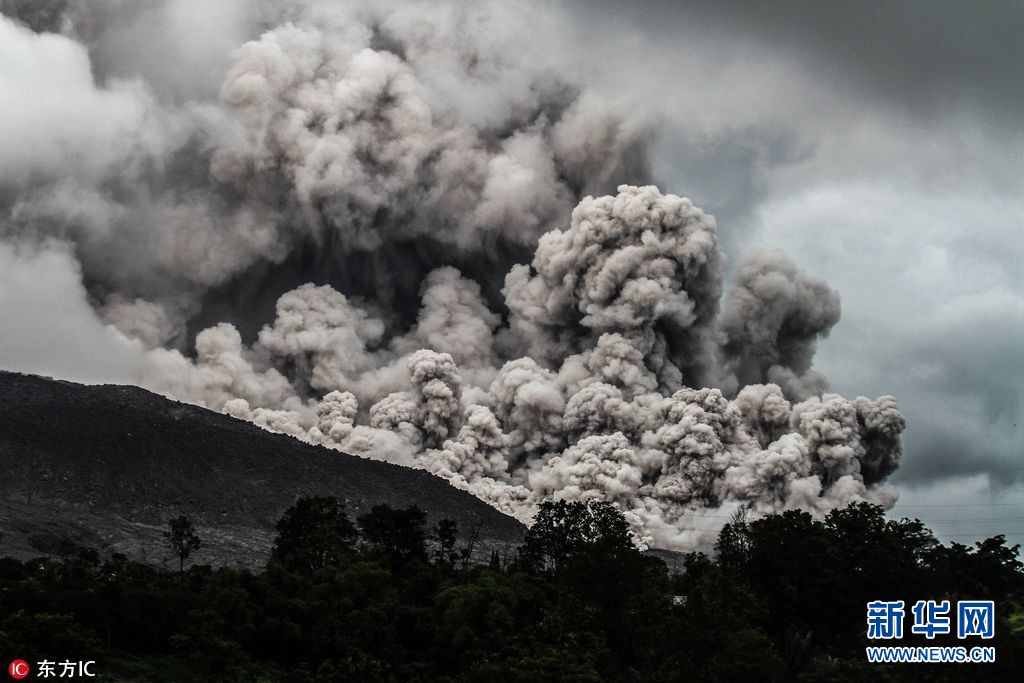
[641,525,1024,534]
[941,533,1024,539]
[674,513,1024,523]
[912,518,1024,523]
[892,503,1024,507]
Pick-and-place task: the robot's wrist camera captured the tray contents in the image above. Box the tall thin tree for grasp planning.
[164,515,201,572]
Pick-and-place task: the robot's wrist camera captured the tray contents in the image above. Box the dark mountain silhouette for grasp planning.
[0,371,525,568]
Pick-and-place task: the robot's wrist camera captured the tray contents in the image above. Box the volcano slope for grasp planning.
[0,371,525,568]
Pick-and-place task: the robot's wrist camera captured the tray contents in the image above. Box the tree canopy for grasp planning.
[164,515,201,572]
[271,496,357,573]
[0,499,1021,681]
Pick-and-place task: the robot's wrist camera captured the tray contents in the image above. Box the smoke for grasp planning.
[0,1,904,549]
[718,250,841,397]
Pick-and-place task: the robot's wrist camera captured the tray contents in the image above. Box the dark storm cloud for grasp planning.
[586,0,1024,125]
[0,0,67,33]
[652,126,812,256]
[893,428,1022,487]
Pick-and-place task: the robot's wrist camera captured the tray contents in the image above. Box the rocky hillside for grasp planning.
[0,372,525,568]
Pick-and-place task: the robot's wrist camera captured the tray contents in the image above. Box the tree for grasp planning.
[271,496,357,573]
[459,522,482,569]
[164,516,201,572]
[357,504,428,569]
[433,519,458,566]
[522,500,636,571]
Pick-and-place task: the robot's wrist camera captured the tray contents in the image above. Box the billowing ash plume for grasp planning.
[0,1,904,549]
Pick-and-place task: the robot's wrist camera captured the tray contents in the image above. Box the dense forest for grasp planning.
[1,499,1022,681]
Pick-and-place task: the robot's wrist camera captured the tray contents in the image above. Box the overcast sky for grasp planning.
[1,0,1021,545]
[560,0,1024,541]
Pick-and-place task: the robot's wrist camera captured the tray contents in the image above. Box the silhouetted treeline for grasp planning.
[1,500,1022,681]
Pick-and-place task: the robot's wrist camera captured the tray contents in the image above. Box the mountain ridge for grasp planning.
[0,371,525,568]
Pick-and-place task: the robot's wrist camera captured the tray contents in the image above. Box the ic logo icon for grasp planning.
[7,660,29,680]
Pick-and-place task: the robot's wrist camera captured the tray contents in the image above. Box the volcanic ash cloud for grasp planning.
[138,184,904,548]
[0,2,904,548]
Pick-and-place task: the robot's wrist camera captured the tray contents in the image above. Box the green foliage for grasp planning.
[0,610,103,659]
[271,497,357,574]
[357,504,428,570]
[164,515,202,571]
[433,519,459,566]
[523,500,636,571]
[1,499,1022,681]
